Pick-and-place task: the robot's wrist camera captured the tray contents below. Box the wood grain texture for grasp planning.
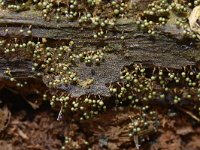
[0,9,199,97]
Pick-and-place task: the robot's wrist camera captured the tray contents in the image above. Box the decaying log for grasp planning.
[0,10,199,97]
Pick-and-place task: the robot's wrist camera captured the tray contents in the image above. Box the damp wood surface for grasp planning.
[0,9,200,97]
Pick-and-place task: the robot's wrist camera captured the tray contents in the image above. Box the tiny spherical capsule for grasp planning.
[159,71,163,76]
[100,22,105,27]
[126,76,131,81]
[181,72,186,77]
[50,68,54,72]
[121,87,126,91]
[32,67,35,71]
[74,103,78,107]
[192,82,196,86]
[133,79,138,83]
[187,95,191,99]
[196,74,200,79]
[20,29,24,33]
[151,76,156,80]
[27,30,32,35]
[175,79,179,83]
[56,16,60,20]
[120,76,124,80]
[113,88,117,93]
[185,77,190,82]
[93,34,97,38]
[128,95,133,100]
[129,133,133,137]
[152,91,156,95]
[99,101,104,106]
[136,21,140,25]
[136,127,141,132]
[114,9,120,15]
[10,78,15,81]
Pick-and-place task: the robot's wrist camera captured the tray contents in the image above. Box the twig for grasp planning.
[177,107,200,122]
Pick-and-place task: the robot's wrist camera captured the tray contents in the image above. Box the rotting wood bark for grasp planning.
[0,10,199,98]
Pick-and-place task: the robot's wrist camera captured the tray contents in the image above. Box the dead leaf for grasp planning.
[0,140,12,150]
[17,128,29,140]
[0,105,11,133]
[189,5,200,39]
[176,126,194,135]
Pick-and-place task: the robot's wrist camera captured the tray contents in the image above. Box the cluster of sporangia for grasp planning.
[0,0,129,38]
[102,63,200,143]
[109,64,200,108]
[1,0,200,149]
[0,37,105,87]
[128,110,159,149]
[137,0,199,39]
